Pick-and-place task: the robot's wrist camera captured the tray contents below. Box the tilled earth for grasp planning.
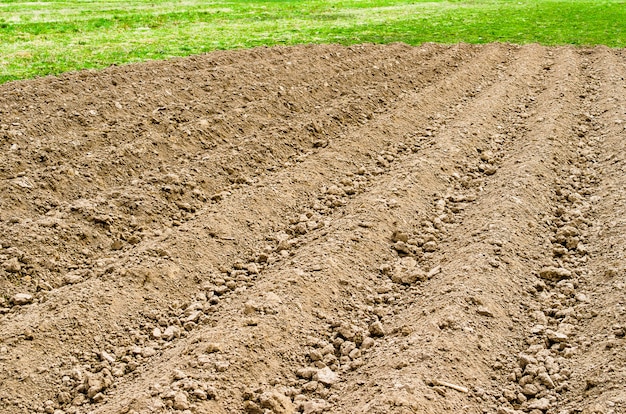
[0,43,625,414]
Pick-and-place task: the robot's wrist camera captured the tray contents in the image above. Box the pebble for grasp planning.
[163,325,180,341]
[422,241,438,252]
[546,329,568,343]
[369,321,385,337]
[360,337,375,350]
[477,306,494,317]
[259,391,295,414]
[12,293,33,306]
[527,397,551,410]
[152,327,162,339]
[3,257,21,273]
[172,391,189,410]
[302,399,329,414]
[538,266,572,281]
[314,367,338,386]
[142,347,156,357]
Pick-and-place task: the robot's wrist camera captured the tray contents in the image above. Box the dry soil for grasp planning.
[0,43,625,414]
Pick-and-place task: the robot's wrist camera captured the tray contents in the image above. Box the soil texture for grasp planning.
[1,43,625,414]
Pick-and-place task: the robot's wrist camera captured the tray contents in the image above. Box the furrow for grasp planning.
[325,46,595,414]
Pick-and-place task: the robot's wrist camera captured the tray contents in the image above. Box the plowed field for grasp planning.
[1,43,625,414]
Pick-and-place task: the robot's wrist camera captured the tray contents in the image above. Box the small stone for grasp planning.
[91,393,105,403]
[521,383,540,396]
[214,360,229,372]
[422,241,438,252]
[86,378,104,398]
[193,389,208,400]
[243,401,263,414]
[360,337,375,350]
[247,263,259,275]
[152,327,162,339]
[369,321,385,337]
[163,325,180,341]
[63,273,83,285]
[538,266,572,281]
[110,240,124,251]
[537,372,555,389]
[173,369,187,380]
[527,397,551,410]
[2,257,21,273]
[184,310,203,323]
[296,367,317,380]
[477,306,494,317]
[546,329,568,343]
[172,391,189,410]
[309,350,323,361]
[393,241,412,255]
[12,293,33,306]
[315,367,338,386]
[259,391,295,414]
[391,231,409,243]
[141,347,156,357]
[340,341,356,356]
[100,351,115,364]
[483,165,497,175]
[302,399,329,414]
[205,342,222,353]
[57,392,72,405]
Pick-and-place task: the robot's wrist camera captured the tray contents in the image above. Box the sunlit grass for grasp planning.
[1,0,625,84]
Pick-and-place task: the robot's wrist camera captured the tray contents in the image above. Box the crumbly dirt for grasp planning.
[0,43,625,414]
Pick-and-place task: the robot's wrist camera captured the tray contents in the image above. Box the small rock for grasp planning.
[86,377,104,398]
[527,397,551,411]
[141,347,156,357]
[296,367,317,380]
[205,342,222,353]
[63,273,83,285]
[393,241,412,255]
[3,257,21,273]
[173,369,187,380]
[546,329,568,343]
[538,266,572,281]
[214,360,229,372]
[172,391,189,410]
[391,231,409,243]
[314,367,338,386]
[162,325,180,341]
[360,337,375,350]
[369,321,385,337]
[302,399,329,414]
[12,293,33,306]
[521,383,540,396]
[537,372,555,389]
[477,306,494,317]
[91,393,105,403]
[100,351,115,364]
[152,327,162,339]
[259,391,295,414]
[243,401,263,414]
[422,241,438,252]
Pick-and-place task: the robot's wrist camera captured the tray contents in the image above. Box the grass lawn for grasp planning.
[1,0,625,84]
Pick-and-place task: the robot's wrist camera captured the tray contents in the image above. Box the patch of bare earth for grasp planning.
[0,43,624,414]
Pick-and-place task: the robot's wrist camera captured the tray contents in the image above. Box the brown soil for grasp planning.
[0,43,625,414]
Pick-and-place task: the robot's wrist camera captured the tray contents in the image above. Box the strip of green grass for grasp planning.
[1,0,625,84]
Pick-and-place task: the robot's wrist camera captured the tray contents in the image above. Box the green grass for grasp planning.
[1,0,625,84]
